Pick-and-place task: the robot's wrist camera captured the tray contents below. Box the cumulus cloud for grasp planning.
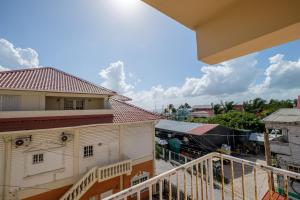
[0,38,39,71]
[105,54,300,110]
[99,61,134,93]
[262,54,300,89]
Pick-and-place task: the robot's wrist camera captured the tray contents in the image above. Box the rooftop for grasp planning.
[0,67,116,96]
[262,108,300,123]
[155,119,218,136]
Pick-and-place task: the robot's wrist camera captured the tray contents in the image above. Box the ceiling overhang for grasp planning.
[143,0,300,64]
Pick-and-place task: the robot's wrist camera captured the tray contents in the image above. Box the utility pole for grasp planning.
[264,128,275,191]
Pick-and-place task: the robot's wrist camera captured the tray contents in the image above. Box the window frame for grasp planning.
[83,145,94,158]
[32,153,44,165]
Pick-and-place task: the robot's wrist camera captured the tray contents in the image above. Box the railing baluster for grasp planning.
[159,180,163,200]
[208,157,214,200]
[205,160,208,200]
[177,170,180,200]
[268,171,272,200]
[169,174,172,200]
[137,190,141,200]
[200,162,204,200]
[196,164,199,200]
[149,184,153,200]
[284,175,289,200]
[184,169,187,200]
[253,166,258,200]
[231,160,234,200]
[242,161,245,200]
[220,155,225,200]
[191,166,194,200]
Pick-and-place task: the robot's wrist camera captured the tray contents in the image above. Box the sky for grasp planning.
[1,0,300,111]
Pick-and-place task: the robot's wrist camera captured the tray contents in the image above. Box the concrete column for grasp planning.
[3,136,12,200]
[73,130,80,177]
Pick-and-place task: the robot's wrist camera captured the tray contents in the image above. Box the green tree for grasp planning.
[211,103,223,115]
[190,111,264,132]
[222,101,234,113]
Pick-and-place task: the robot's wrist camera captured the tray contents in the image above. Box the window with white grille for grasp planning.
[83,145,93,158]
[32,153,44,164]
[131,171,149,186]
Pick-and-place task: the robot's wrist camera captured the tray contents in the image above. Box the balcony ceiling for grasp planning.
[143,0,300,64]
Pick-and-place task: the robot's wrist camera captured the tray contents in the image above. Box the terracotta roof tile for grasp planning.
[0,67,115,95]
[110,99,160,123]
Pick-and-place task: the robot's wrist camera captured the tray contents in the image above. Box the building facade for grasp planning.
[263,108,300,198]
[0,67,159,200]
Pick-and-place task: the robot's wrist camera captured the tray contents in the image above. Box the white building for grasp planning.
[0,67,159,200]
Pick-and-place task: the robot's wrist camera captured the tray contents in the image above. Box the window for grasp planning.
[64,99,85,110]
[76,100,84,110]
[288,165,300,173]
[131,171,149,186]
[32,153,44,164]
[64,99,74,110]
[0,95,21,111]
[84,145,93,158]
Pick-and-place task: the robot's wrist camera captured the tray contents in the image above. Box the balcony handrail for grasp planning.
[103,152,300,200]
[98,159,132,182]
[60,166,98,200]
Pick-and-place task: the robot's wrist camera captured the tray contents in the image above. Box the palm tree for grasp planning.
[223,101,234,113]
[211,103,223,115]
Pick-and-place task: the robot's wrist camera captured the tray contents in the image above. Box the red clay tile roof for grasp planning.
[110,99,160,123]
[0,67,115,95]
[188,124,219,136]
[112,94,132,101]
[262,191,285,200]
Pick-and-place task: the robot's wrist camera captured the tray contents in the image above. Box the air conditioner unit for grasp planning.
[60,132,72,143]
[15,136,32,147]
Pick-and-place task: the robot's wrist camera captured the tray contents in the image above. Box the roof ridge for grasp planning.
[111,98,160,117]
[0,66,44,74]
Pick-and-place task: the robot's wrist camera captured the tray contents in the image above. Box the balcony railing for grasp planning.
[103,153,300,200]
[60,159,132,200]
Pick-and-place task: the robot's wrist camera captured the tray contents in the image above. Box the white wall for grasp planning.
[0,138,4,198]
[121,123,153,160]
[2,121,155,198]
[79,125,119,174]
[10,129,74,191]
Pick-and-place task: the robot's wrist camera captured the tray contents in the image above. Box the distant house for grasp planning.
[155,120,243,157]
[190,104,243,118]
[263,108,300,198]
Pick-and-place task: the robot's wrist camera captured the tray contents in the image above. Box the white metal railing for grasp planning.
[103,152,300,200]
[60,166,98,200]
[98,159,132,182]
[60,159,132,200]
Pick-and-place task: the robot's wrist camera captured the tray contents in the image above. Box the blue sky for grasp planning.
[1,0,300,110]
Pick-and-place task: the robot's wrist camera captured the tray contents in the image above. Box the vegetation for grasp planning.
[189,111,265,132]
[188,98,296,132]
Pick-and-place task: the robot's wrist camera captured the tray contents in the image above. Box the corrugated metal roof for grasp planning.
[155,119,218,135]
[192,105,212,109]
[263,108,300,123]
[0,67,116,95]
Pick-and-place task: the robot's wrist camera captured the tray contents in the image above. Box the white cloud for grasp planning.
[262,54,300,89]
[108,54,300,110]
[99,61,134,93]
[0,38,39,71]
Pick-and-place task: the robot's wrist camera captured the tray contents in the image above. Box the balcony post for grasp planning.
[264,128,275,191]
[208,158,215,200]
